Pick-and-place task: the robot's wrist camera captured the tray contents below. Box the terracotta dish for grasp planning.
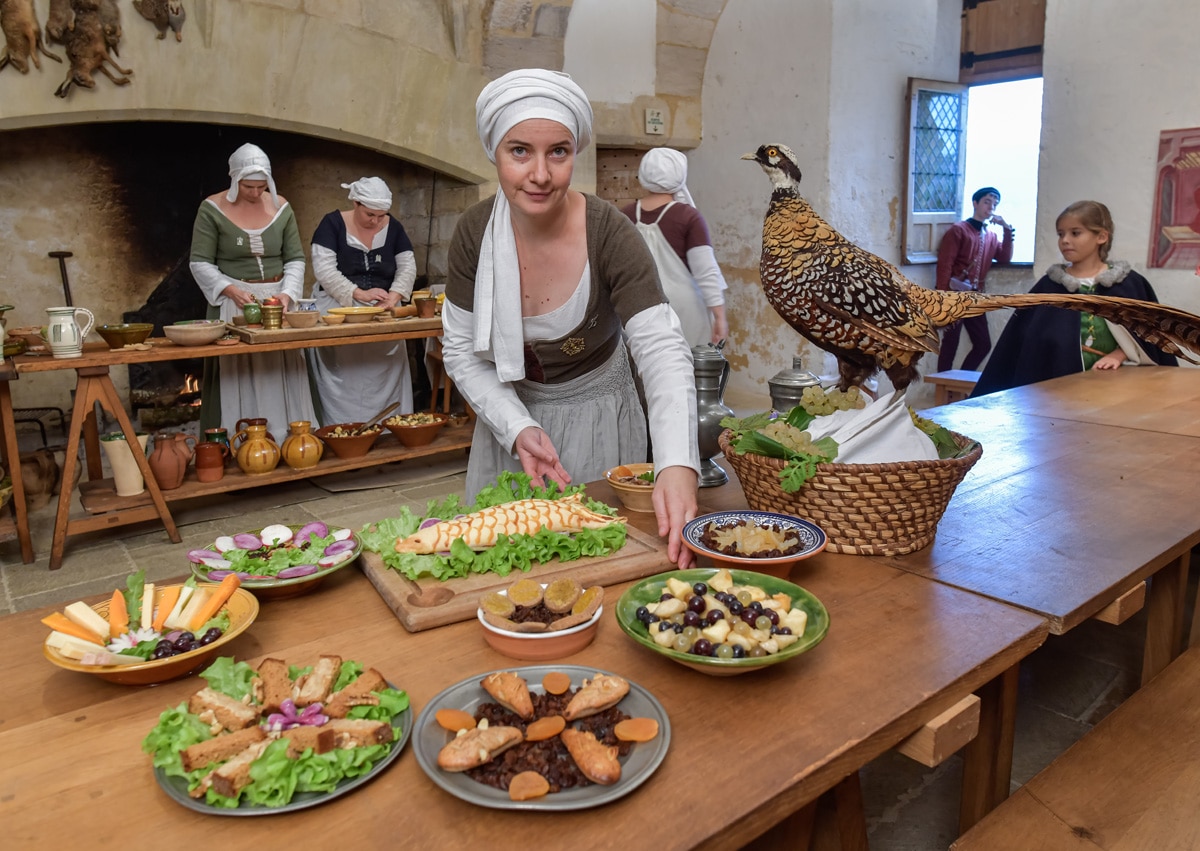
[602,463,656,513]
[383,412,448,447]
[315,423,382,459]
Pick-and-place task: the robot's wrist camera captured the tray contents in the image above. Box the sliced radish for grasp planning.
[323,539,357,557]
[318,551,353,568]
[260,524,294,546]
[199,556,232,570]
[206,569,234,580]
[277,564,320,579]
[188,549,222,564]
[233,532,262,550]
[214,535,237,553]
[332,527,353,541]
[294,521,329,547]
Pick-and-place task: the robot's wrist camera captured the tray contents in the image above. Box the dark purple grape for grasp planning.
[673,623,685,634]
[691,638,713,656]
[775,626,793,636]
[203,627,223,640]
[705,609,725,625]
[199,629,223,646]
[173,637,196,653]
[687,595,706,614]
[151,646,174,660]
[732,644,747,659]
[741,609,759,627]
[636,605,652,623]
[764,609,780,626]
[692,582,709,597]
[748,601,764,613]
[658,621,674,633]
[728,600,744,616]
[682,611,701,628]
[659,592,674,602]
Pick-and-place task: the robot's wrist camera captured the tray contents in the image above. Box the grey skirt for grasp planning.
[464,344,648,500]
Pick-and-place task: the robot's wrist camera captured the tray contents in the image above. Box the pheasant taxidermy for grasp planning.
[743,143,1200,391]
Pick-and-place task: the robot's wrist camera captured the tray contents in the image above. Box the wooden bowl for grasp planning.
[163,320,227,346]
[283,311,319,328]
[95,323,154,349]
[603,463,656,513]
[315,423,382,459]
[42,585,259,685]
[320,314,346,325]
[382,412,448,447]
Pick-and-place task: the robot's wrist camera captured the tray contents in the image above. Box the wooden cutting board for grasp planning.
[359,524,672,632]
[227,316,441,344]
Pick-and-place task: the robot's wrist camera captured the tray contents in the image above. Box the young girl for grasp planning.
[972,200,1177,396]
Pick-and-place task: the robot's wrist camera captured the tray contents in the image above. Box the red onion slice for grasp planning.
[323,538,357,557]
[293,521,329,547]
[276,564,320,579]
[233,532,262,550]
[188,549,222,564]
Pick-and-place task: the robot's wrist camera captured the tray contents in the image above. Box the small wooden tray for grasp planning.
[359,525,673,632]
[227,316,441,344]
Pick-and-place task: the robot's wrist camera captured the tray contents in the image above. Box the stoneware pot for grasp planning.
[234,418,275,443]
[45,306,95,359]
[149,432,196,491]
[242,302,262,325]
[100,432,150,496]
[233,424,280,475]
[281,420,324,470]
[415,297,438,318]
[194,441,228,483]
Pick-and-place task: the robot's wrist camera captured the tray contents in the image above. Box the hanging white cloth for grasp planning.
[634,201,711,347]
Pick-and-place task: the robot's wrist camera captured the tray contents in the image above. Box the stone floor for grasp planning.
[0,428,1169,850]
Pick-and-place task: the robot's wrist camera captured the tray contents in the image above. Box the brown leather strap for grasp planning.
[240,274,284,284]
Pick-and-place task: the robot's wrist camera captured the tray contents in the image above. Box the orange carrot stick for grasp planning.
[109,589,129,636]
[188,574,241,632]
[152,586,181,632]
[41,612,104,646]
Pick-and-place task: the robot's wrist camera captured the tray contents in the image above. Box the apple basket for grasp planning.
[718,429,982,556]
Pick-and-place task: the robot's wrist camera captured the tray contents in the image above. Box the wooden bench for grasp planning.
[923,369,981,405]
[951,645,1200,849]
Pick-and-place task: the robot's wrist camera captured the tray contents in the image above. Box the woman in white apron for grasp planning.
[623,148,729,347]
[308,177,417,425]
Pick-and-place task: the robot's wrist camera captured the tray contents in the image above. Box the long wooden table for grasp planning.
[901,370,1200,685]
[0,322,463,570]
[0,479,1048,849]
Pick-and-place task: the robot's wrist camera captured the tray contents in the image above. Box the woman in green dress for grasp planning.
[188,143,318,439]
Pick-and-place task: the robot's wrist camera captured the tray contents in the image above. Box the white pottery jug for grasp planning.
[99,432,150,496]
[45,306,94,359]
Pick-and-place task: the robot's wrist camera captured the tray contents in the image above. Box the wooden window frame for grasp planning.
[903,77,969,265]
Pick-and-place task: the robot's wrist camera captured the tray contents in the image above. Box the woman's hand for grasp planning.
[1093,350,1125,370]
[652,465,699,568]
[709,305,729,347]
[220,285,256,308]
[277,294,292,311]
[514,427,571,491]
[355,287,391,306]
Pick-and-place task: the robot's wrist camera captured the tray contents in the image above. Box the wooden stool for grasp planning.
[425,338,473,419]
[923,369,981,406]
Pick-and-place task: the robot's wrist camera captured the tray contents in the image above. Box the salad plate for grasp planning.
[154,690,411,816]
[413,664,670,811]
[188,523,362,600]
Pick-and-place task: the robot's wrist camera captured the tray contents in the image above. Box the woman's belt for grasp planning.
[240,274,283,284]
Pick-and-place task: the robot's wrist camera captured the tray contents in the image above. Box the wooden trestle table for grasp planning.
[0,322,469,570]
[0,478,1048,850]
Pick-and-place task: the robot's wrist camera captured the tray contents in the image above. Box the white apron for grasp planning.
[634,200,711,347]
[308,289,412,426]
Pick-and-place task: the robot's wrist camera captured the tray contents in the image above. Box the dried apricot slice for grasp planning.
[524,714,566,742]
[612,465,634,478]
[571,585,604,617]
[506,578,544,607]
[480,591,515,618]
[543,577,583,613]
[508,770,551,801]
[542,671,572,695]
[614,717,659,742]
[435,708,477,732]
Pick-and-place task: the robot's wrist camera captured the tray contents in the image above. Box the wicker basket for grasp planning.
[718,429,982,557]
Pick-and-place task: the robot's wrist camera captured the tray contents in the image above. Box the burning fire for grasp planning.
[183,374,200,394]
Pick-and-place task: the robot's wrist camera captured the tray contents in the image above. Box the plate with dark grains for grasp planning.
[413,664,670,811]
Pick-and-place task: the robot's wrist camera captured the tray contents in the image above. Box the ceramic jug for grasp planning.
[233,423,280,475]
[693,343,735,488]
[99,431,150,496]
[194,441,228,483]
[234,418,275,443]
[281,420,324,470]
[149,432,196,490]
[45,306,95,359]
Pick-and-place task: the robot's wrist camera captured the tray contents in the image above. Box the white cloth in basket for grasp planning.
[805,389,938,465]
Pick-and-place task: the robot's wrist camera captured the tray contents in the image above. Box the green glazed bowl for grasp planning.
[615,567,830,676]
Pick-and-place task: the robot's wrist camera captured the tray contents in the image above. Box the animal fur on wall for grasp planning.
[132,0,184,42]
[48,0,131,97]
[0,0,62,73]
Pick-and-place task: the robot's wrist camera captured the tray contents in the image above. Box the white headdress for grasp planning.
[226,143,278,207]
[472,69,595,382]
[342,176,392,211]
[638,147,695,207]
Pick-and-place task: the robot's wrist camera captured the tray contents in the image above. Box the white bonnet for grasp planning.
[226,143,279,207]
[475,68,593,162]
[342,176,392,211]
[638,147,694,207]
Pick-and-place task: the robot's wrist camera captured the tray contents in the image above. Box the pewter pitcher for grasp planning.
[693,343,734,488]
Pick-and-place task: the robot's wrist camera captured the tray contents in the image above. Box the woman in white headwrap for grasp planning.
[189,142,318,438]
[308,176,418,424]
[442,68,700,568]
[622,147,729,347]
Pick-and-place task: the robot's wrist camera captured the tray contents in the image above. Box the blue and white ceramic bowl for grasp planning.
[681,510,827,577]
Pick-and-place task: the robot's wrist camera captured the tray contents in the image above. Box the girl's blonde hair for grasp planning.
[1056,200,1114,262]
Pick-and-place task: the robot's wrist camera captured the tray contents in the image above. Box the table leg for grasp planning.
[959,662,1019,833]
[1142,549,1189,684]
[83,406,102,480]
[0,372,34,562]
[48,373,93,571]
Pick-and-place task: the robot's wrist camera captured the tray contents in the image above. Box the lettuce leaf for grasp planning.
[141,702,212,777]
[200,657,258,702]
[123,569,146,627]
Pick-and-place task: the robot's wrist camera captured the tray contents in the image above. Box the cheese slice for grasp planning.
[168,587,210,632]
[64,601,112,643]
[140,583,155,631]
[46,630,108,660]
[162,585,196,631]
